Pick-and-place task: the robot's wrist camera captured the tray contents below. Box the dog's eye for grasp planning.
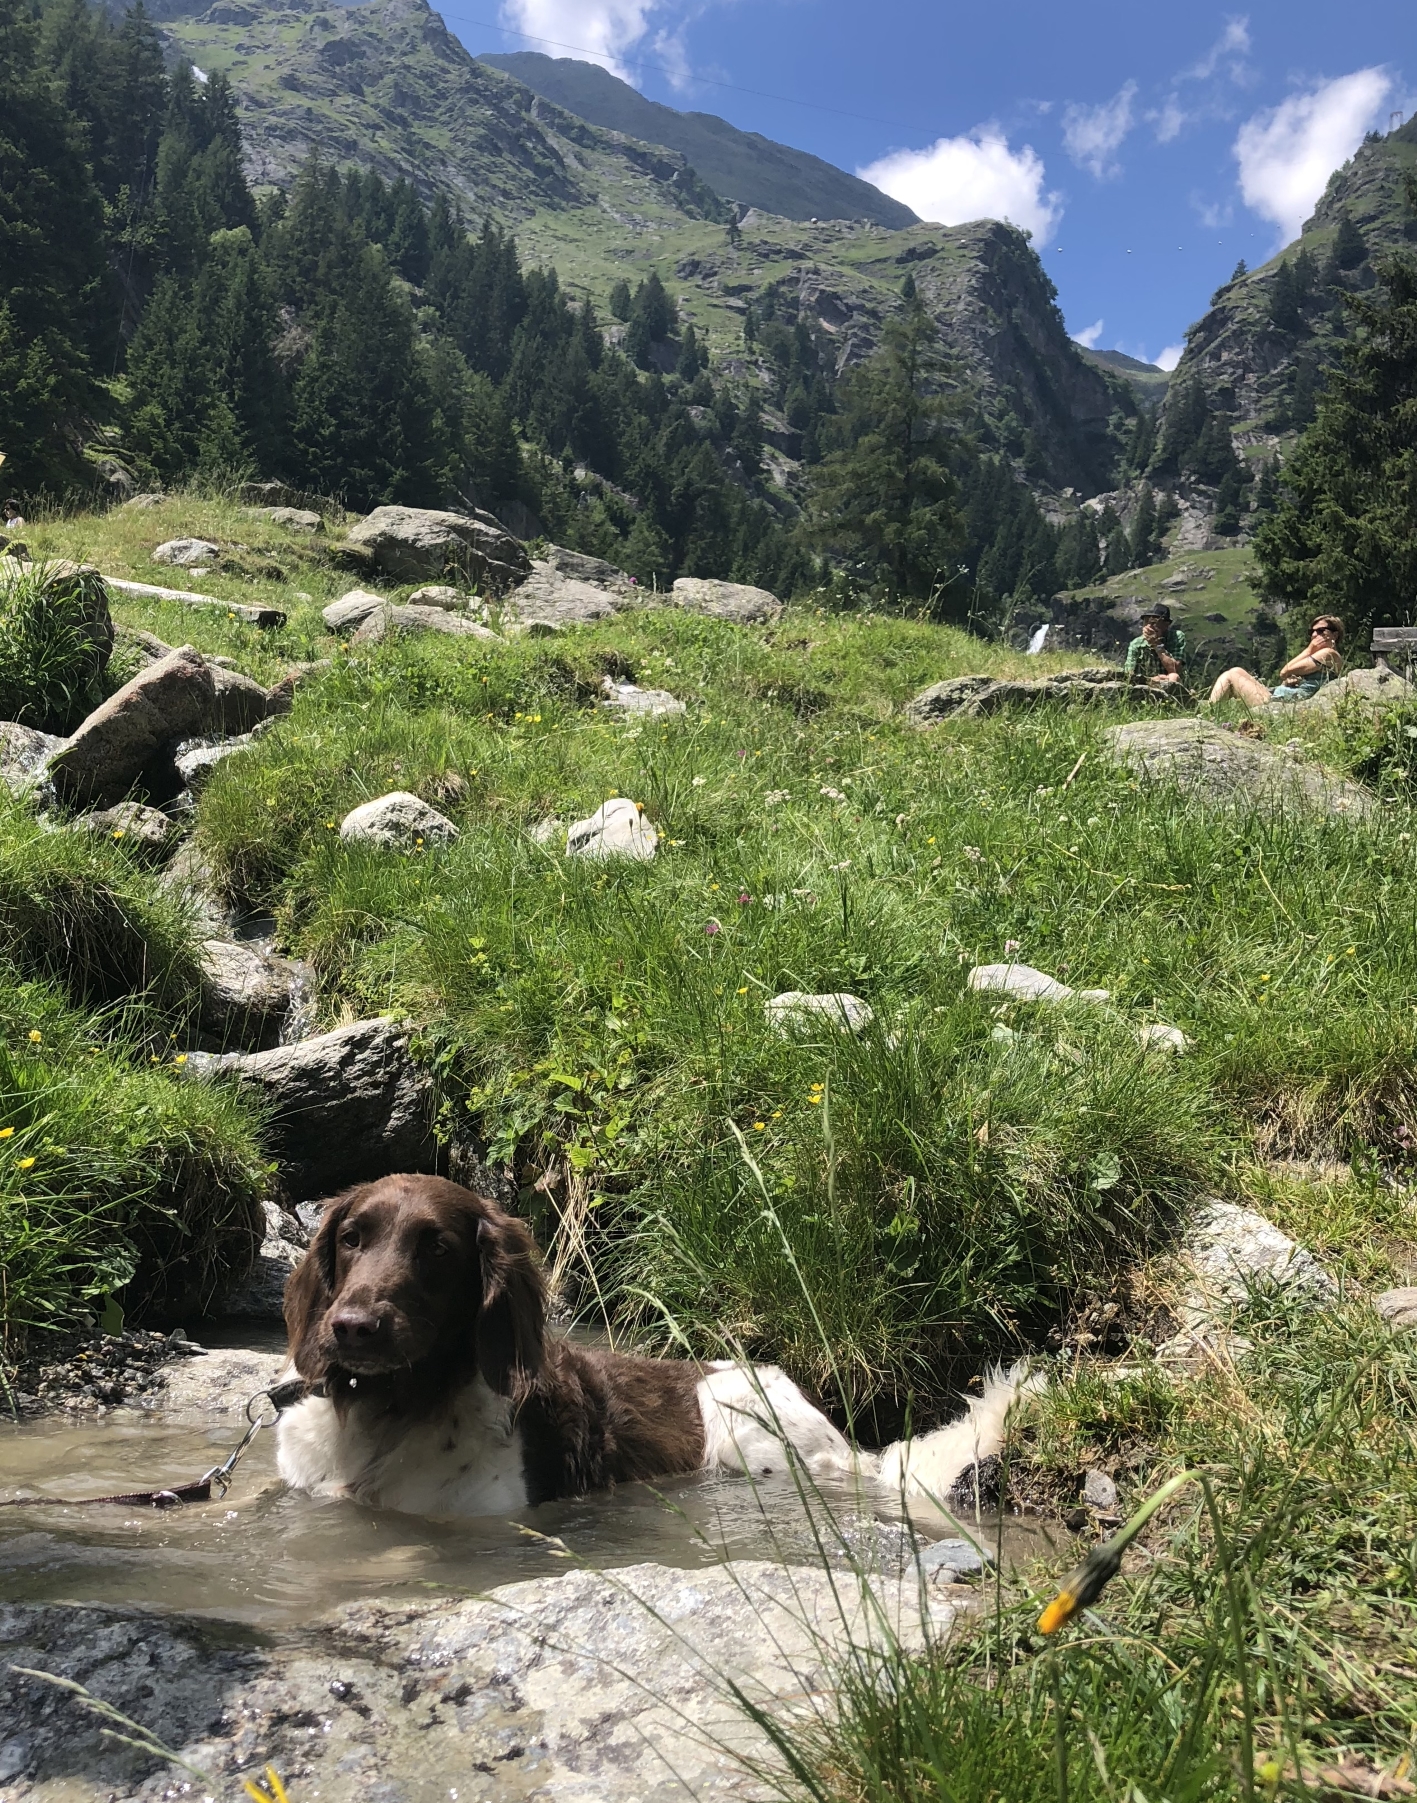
[420,1233,450,1259]
[339,1229,360,1250]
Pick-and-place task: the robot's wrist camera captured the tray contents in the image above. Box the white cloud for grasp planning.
[1156,343,1186,371]
[1192,195,1234,229]
[498,0,663,80]
[1152,98,1187,143]
[859,129,1062,244]
[1072,318,1105,349]
[1062,81,1138,179]
[1234,68,1393,244]
[1182,17,1252,85]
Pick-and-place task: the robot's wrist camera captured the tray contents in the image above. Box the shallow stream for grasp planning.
[0,1331,1062,1632]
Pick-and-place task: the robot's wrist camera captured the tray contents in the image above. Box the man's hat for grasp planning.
[1139,603,1172,623]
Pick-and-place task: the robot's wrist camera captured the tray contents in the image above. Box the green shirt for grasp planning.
[1125,626,1188,679]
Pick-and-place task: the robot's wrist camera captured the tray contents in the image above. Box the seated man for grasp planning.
[1208,615,1344,708]
[1125,604,1188,690]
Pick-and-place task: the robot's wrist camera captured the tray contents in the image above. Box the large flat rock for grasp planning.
[0,1559,957,1801]
[344,507,530,592]
[1103,717,1374,819]
[671,577,782,624]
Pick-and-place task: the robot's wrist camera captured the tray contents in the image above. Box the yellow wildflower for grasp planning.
[28,1030,41,1044]
[0,1127,12,1139]
[17,1156,36,1170]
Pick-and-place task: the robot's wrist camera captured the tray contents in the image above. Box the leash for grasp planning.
[0,1377,319,1510]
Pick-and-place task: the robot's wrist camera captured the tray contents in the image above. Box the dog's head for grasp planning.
[284,1175,545,1406]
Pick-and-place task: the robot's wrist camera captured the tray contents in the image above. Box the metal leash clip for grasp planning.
[197,1382,304,1499]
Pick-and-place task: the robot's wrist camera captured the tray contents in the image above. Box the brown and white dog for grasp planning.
[275,1174,1031,1516]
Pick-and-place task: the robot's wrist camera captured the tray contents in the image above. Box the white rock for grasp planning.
[528,816,564,845]
[323,589,387,632]
[151,538,219,568]
[671,575,783,623]
[602,679,686,717]
[766,991,874,1035]
[1138,1023,1190,1054]
[967,963,1110,1005]
[1083,1469,1118,1512]
[340,791,459,849]
[1377,1288,1417,1331]
[566,797,657,860]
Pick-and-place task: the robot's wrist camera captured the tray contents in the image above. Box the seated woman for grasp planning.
[1208,615,1344,708]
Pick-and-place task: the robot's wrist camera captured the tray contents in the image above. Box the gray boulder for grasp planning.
[567,797,657,860]
[0,1560,956,1802]
[257,506,322,533]
[73,801,178,857]
[340,791,459,848]
[1104,717,1374,819]
[0,721,64,798]
[205,1201,305,1319]
[322,589,386,633]
[540,542,636,589]
[121,491,167,509]
[908,668,1140,724]
[0,559,115,685]
[1157,1200,1335,1366]
[349,603,502,646]
[602,679,686,717]
[502,563,630,632]
[1377,1287,1417,1331]
[671,575,782,623]
[1285,666,1414,715]
[48,646,215,805]
[343,506,530,592]
[173,733,258,796]
[208,663,275,735]
[200,937,302,1050]
[151,538,219,568]
[180,1017,436,1200]
[405,584,466,608]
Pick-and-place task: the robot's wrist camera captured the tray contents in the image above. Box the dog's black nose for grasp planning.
[330,1307,382,1344]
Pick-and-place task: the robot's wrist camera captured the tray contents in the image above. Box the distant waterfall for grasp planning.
[1026,623,1051,655]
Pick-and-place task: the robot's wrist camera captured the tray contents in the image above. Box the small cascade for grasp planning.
[279,959,319,1045]
[1026,623,1051,655]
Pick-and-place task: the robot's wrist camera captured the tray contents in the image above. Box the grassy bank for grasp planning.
[4,494,1417,1424]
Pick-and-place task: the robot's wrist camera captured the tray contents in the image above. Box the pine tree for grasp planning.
[806,292,964,606]
[608,277,631,322]
[1329,211,1368,273]
[1255,219,1417,654]
[1127,484,1158,565]
[1269,259,1303,333]
[0,0,108,489]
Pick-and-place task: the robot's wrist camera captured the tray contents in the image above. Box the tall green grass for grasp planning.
[0,562,112,732]
[173,611,1417,1420]
[0,971,266,1348]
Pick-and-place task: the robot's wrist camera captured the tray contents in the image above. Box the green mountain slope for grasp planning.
[1163,115,1417,447]
[151,0,726,223]
[150,0,1123,495]
[477,50,917,229]
[1079,346,1170,408]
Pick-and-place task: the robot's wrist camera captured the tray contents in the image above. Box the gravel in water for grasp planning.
[1,1327,193,1418]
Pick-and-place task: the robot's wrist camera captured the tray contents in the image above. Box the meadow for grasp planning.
[6,493,1417,1793]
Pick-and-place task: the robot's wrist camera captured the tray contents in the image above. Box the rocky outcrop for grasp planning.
[343,506,530,591]
[349,603,502,646]
[199,938,303,1051]
[257,506,322,532]
[207,664,278,735]
[48,647,216,806]
[340,791,459,848]
[0,1560,958,1802]
[181,1017,436,1201]
[671,576,782,624]
[502,562,634,632]
[1104,717,1374,819]
[907,668,1159,723]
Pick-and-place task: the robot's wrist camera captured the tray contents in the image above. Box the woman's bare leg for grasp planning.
[1208,667,1273,707]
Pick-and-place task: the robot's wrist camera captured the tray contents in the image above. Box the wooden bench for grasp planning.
[1371,626,1417,673]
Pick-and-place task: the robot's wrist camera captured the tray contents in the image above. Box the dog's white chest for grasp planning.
[276,1378,530,1516]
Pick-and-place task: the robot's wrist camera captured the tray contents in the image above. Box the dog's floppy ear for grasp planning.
[473,1202,546,1399]
[284,1190,357,1379]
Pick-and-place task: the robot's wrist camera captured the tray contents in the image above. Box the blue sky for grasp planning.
[441,0,1413,369]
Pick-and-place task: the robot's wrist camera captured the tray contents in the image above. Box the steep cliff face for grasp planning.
[1161,116,1417,446]
[154,0,726,223]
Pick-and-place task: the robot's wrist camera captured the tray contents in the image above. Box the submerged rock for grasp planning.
[1103,717,1374,819]
[180,1017,436,1200]
[340,791,459,848]
[765,990,875,1034]
[567,797,657,860]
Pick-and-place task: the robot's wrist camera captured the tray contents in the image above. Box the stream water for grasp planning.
[0,1337,1063,1631]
